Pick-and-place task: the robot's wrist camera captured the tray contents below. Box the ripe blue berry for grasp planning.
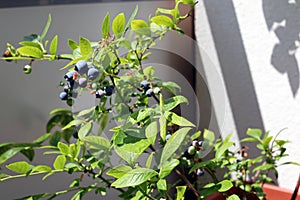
[198,141,203,147]
[72,130,78,139]
[146,88,153,97]
[187,146,196,155]
[104,86,115,96]
[59,91,68,101]
[87,67,99,80]
[75,60,88,75]
[196,169,205,176]
[140,80,150,90]
[95,89,105,98]
[63,86,69,92]
[78,78,87,88]
[64,70,76,81]
[165,134,172,141]
[23,65,32,74]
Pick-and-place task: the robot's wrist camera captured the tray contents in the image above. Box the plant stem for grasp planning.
[138,185,156,200]
[175,168,200,198]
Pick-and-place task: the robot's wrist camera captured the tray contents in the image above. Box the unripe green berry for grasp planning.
[23,64,32,74]
[187,146,196,155]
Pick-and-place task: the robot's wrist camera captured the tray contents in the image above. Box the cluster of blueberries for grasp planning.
[140,80,154,97]
[59,60,115,103]
[166,134,206,177]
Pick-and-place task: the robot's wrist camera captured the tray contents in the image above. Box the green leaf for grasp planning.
[159,159,180,178]
[253,164,274,172]
[19,41,42,50]
[145,121,157,145]
[218,180,233,192]
[176,186,187,200]
[160,81,181,95]
[215,142,234,159]
[79,37,93,58]
[113,131,150,165]
[125,5,138,32]
[20,148,35,161]
[17,46,43,58]
[131,19,150,36]
[68,39,79,51]
[112,13,125,36]
[151,15,174,28]
[106,165,132,178]
[49,35,58,55]
[58,142,69,155]
[163,95,188,111]
[227,194,240,200]
[62,119,84,130]
[159,128,191,168]
[157,179,167,191]
[53,155,66,170]
[159,94,167,140]
[146,152,154,168]
[203,129,215,144]
[78,122,93,139]
[165,111,195,127]
[6,161,31,174]
[49,108,72,115]
[32,165,52,173]
[191,131,201,141]
[0,147,23,165]
[40,14,52,41]
[33,133,51,144]
[102,13,110,38]
[247,128,262,140]
[111,168,158,188]
[81,136,110,150]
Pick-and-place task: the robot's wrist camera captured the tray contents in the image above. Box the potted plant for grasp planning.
[0,0,298,199]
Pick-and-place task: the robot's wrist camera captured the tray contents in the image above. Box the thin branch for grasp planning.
[175,168,200,198]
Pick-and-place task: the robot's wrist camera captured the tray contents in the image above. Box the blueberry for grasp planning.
[146,88,153,97]
[75,60,88,75]
[87,67,99,80]
[64,70,76,81]
[198,141,203,147]
[63,86,69,92]
[140,80,150,90]
[59,91,68,101]
[72,130,79,139]
[187,146,196,155]
[196,168,205,176]
[165,134,172,141]
[78,78,87,88]
[23,65,32,74]
[192,140,198,147]
[95,89,105,98]
[104,86,115,96]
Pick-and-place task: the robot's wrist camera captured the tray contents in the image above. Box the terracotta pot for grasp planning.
[263,184,300,200]
[204,186,259,200]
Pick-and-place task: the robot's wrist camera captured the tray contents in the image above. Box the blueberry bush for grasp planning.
[0,0,297,199]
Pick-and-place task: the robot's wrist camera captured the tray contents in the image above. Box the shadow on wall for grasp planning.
[203,0,265,136]
[263,0,300,97]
